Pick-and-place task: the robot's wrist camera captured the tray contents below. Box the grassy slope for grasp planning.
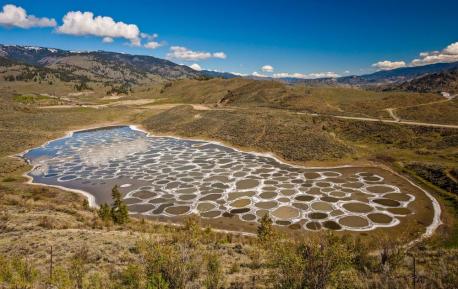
[156,78,444,120]
[396,98,458,125]
[0,77,457,288]
[142,105,458,166]
[142,105,354,162]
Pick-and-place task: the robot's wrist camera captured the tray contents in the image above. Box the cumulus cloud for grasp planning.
[444,42,458,55]
[144,41,162,49]
[189,63,202,71]
[0,4,56,28]
[372,60,406,71]
[272,71,340,79]
[252,71,268,77]
[308,72,340,78]
[166,46,227,61]
[261,65,274,72]
[141,33,163,49]
[231,72,248,77]
[56,11,141,45]
[411,41,458,66]
[212,52,227,59]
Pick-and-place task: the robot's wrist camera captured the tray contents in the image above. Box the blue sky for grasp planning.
[0,0,457,77]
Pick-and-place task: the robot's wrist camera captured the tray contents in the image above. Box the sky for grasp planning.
[0,0,457,78]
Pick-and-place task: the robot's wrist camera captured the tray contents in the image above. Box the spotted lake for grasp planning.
[22,126,438,233]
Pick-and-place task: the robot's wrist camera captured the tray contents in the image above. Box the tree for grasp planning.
[97,203,111,222]
[257,214,274,243]
[111,185,129,224]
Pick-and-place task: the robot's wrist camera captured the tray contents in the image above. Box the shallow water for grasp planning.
[23,126,415,231]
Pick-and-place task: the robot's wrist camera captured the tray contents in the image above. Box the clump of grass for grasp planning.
[2,177,16,182]
[38,216,54,229]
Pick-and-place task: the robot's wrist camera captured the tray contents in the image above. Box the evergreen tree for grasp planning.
[97,203,111,222]
[111,185,129,224]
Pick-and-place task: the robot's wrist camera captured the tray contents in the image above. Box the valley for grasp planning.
[0,45,457,289]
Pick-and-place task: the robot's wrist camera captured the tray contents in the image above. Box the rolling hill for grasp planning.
[391,68,458,94]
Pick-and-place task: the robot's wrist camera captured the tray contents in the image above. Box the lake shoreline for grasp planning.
[17,124,442,242]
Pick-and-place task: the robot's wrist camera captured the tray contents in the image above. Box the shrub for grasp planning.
[205,253,223,289]
[147,273,169,289]
[229,262,240,274]
[406,163,458,194]
[140,240,202,289]
[119,264,143,289]
[2,176,16,182]
[98,203,112,222]
[82,198,89,210]
[70,247,89,289]
[271,233,355,289]
[51,266,72,289]
[0,254,40,288]
[257,214,274,243]
[38,215,54,229]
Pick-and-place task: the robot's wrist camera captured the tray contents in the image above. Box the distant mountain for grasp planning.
[337,62,458,86]
[2,43,457,91]
[389,67,458,94]
[0,44,207,84]
[200,69,238,79]
[272,61,458,88]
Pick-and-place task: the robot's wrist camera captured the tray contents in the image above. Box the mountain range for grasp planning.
[1,44,457,93]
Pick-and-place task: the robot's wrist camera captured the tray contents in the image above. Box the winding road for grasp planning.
[40,97,458,129]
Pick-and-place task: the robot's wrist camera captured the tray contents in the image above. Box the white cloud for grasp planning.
[144,41,162,49]
[102,37,113,43]
[166,46,227,61]
[372,60,406,71]
[444,42,458,55]
[273,71,340,79]
[57,11,141,45]
[231,72,248,76]
[189,63,202,71]
[0,4,56,28]
[252,71,268,77]
[212,52,227,59]
[261,65,274,72]
[141,32,158,40]
[411,41,458,66]
[308,72,340,78]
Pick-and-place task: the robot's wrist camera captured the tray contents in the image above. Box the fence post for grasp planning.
[49,245,53,283]
[412,256,416,289]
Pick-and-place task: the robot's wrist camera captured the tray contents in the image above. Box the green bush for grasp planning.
[257,214,274,243]
[406,163,458,194]
[98,203,112,222]
[270,233,355,289]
